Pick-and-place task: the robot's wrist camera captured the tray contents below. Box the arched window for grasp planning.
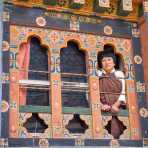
[18,37,50,134]
[60,41,89,107]
[28,37,48,80]
[19,37,50,106]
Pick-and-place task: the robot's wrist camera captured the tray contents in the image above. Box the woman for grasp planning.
[98,51,126,139]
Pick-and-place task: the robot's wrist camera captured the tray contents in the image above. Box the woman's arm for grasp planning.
[116,71,126,103]
[111,71,126,113]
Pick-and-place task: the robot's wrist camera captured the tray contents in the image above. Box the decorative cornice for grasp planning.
[5,0,143,22]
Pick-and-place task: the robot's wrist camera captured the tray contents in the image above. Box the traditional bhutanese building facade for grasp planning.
[0,0,148,147]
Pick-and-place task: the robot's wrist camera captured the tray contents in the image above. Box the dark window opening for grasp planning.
[26,89,49,106]
[23,113,48,133]
[60,41,89,107]
[60,41,87,83]
[62,91,89,107]
[66,114,88,133]
[29,37,49,80]
[26,37,50,106]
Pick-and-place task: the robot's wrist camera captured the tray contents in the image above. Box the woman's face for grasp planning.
[101,57,115,73]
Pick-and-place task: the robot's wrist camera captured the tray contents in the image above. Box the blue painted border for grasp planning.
[1,4,10,138]
[7,4,132,38]
[8,138,143,147]
[132,29,148,138]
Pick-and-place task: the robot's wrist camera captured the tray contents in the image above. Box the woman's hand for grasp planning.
[101,104,111,111]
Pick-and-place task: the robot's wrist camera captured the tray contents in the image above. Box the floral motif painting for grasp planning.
[99,0,110,8]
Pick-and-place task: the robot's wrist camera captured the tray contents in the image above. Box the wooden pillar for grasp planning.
[50,54,63,138]
[126,80,141,139]
[139,6,148,104]
[9,69,19,137]
[88,53,103,138]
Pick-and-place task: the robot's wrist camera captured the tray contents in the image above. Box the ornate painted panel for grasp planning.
[8,24,140,139]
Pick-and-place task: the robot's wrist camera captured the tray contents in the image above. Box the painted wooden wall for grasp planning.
[0,2,148,147]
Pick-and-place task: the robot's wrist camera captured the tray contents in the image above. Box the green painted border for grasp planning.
[20,105,128,116]
[19,105,51,113]
[63,107,91,115]
[43,0,58,6]
[69,0,84,9]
